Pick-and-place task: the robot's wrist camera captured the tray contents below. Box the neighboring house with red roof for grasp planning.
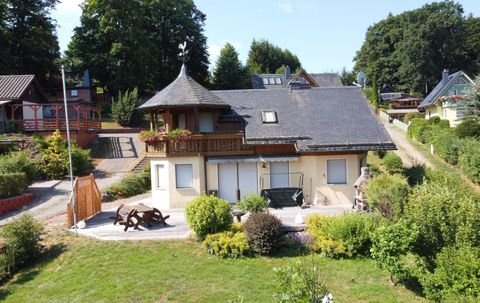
[138,64,395,209]
[418,70,474,127]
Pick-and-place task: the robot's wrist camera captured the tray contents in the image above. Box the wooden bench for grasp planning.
[260,188,304,208]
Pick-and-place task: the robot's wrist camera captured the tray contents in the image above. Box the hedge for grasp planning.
[0,173,28,199]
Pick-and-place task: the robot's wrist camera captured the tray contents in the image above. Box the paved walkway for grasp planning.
[75,197,353,241]
[0,133,145,227]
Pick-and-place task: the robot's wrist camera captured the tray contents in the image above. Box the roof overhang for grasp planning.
[304,143,396,152]
[138,103,230,111]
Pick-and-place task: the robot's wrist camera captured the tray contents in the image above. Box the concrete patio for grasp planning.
[74,197,353,241]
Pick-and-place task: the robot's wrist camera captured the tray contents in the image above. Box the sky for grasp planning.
[52,0,480,73]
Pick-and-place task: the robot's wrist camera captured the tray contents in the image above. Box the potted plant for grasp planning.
[167,129,192,141]
[139,128,165,143]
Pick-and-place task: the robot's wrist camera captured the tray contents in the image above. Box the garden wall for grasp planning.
[0,193,34,216]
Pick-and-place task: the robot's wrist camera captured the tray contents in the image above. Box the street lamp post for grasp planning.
[61,65,78,236]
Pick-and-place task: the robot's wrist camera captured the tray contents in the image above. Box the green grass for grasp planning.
[0,235,429,303]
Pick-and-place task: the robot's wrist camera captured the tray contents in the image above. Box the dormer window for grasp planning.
[262,78,269,85]
[262,110,277,123]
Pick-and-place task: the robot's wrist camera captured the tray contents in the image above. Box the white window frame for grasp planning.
[175,164,193,189]
[261,110,277,123]
[155,164,166,189]
[326,159,347,185]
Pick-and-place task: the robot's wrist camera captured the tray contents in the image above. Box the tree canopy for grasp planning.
[0,0,60,85]
[66,0,209,95]
[211,43,250,90]
[246,39,301,74]
[354,1,480,95]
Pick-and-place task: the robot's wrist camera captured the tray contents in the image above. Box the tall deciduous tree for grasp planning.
[246,39,301,74]
[354,1,480,95]
[66,0,209,95]
[0,0,59,83]
[211,43,249,90]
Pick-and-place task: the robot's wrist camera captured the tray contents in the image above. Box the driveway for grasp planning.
[0,132,145,228]
[382,122,433,168]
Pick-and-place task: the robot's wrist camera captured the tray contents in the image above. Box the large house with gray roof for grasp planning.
[418,69,474,127]
[139,64,395,209]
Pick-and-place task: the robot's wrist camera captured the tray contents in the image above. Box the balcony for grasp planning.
[145,133,255,156]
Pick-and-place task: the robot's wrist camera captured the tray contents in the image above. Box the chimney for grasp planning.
[285,65,291,80]
[442,69,449,85]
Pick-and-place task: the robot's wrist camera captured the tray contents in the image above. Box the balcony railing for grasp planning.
[14,119,101,132]
[145,133,255,156]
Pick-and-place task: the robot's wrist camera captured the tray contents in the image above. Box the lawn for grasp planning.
[0,234,429,303]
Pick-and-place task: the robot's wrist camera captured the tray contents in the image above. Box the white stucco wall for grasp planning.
[150,156,205,209]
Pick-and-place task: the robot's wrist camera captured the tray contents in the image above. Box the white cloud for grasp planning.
[278,0,293,13]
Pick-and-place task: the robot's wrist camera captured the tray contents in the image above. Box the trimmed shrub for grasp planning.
[306,213,386,258]
[237,194,268,213]
[420,246,480,301]
[407,118,430,143]
[458,139,480,184]
[0,151,39,184]
[382,152,403,175]
[432,133,462,165]
[203,231,250,258]
[107,172,151,199]
[455,118,480,138]
[273,258,328,303]
[243,212,282,255]
[0,214,43,268]
[370,220,419,283]
[403,112,424,123]
[0,173,28,198]
[366,174,409,220]
[185,195,233,240]
[403,163,427,186]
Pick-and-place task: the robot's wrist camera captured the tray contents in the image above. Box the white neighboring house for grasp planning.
[138,65,396,209]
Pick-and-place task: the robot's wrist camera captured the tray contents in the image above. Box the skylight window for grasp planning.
[262,110,278,123]
[275,77,282,84]
[262,78,269,85]
[268,78,275,85]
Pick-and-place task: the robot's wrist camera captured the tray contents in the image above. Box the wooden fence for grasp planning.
[67,174,102,228]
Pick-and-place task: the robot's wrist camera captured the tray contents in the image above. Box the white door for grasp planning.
[218,163,238,203]
[270,162,289,188]
[199,112,214,132]
[238,162,258,199]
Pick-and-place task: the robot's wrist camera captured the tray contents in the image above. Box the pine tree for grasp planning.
[212,43,250,90]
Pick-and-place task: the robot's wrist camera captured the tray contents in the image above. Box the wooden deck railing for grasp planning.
[145,133,255,156]
[15,119,101,132]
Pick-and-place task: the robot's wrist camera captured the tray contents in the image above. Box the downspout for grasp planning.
[203,157,208,194]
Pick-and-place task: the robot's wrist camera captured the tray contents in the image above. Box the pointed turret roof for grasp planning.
[138,64,229,110]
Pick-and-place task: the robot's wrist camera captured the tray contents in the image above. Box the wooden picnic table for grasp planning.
[113,203,170,232]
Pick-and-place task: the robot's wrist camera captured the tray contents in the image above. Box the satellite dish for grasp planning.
[357,71,366,88]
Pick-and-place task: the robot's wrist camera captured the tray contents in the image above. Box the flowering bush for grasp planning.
[167,129,192,141]
[139,129,165,143]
